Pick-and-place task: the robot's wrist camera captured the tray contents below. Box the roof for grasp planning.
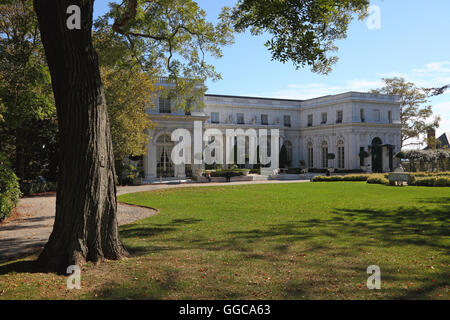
[439,132,450,147]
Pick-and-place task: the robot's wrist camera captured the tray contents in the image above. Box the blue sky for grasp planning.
[94,0,450,136]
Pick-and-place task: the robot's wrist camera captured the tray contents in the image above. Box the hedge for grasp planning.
[0,161,22,221]
[410,176,450,187]
[312,175,370,182]
[366,174,390,185]
[208,169,249,178]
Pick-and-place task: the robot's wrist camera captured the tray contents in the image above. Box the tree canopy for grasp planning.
[229,0,370,74]
[371,77,441,148]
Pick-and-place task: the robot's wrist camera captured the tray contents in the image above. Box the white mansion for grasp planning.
[143,81,402,180]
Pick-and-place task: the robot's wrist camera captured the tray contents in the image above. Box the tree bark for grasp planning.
[33,0,128,272]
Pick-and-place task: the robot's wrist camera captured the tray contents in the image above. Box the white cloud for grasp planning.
[266,79,383,100]
[412,61,450,75]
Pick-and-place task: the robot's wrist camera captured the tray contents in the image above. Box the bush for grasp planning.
[366,174,390,185]
[410,176,450,187]
[20,180,57,196]
[209,169,248,178]
[312,175,370,182]
[0,160,22,221]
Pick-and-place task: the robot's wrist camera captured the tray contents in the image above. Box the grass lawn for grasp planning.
[0,182,449,299]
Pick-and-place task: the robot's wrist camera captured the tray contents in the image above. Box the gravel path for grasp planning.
[0,180,308,262]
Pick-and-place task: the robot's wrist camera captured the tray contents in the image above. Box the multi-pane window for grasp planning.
[338,140,345,169]
[307,142,314,168]
[211,112,219,123]
[261,114,269,125]
[159,97,171,113]
[237,113,245,124]
[284,115,291,127]
[336,110,343,124]
[321,112,327,124]
[322,141,328,168]
[360,109,365,122]
[307,114,313,127]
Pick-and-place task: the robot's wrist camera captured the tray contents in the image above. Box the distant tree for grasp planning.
[0,0,55,180]
[371,77,440,148]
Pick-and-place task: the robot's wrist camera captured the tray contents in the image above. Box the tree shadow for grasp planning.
[0,259,43,275]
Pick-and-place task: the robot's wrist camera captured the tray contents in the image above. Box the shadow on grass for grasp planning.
[0,259,42,275]
[119,202,449,299]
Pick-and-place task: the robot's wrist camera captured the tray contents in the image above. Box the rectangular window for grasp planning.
[322,147,328,168]
[360,147,365,166]
[374,109,381,122]
[284,115,291,127]
[388,110,392,123]
[159,97,171,114]
[360,109,365,122]
[338,146,345,169]
[321,113,327,124]
[308,147,314,168]
[237,113,245,124]
[336,110,343,124]
[211,112,219,124]
[307,114,313,127]
[261,114,268,125]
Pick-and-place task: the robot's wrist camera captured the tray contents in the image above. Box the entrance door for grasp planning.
[371,138,383,173]
[156,135,174,178]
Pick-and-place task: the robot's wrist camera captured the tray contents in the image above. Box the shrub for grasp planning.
[312,175,370,182]
[0,160,22,221]
[410,176,450,187]
[209,169,248,178]
[20,180,57,196]
[366,174,390,185]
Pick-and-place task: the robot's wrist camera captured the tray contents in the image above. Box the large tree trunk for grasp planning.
[33,0,128,272]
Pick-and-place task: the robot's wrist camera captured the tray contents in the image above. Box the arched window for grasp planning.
[307,142,314,168]
[321,141,328,169]
[337,140,345,169]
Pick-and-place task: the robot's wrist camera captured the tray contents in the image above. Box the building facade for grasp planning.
[144,83,402,181]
